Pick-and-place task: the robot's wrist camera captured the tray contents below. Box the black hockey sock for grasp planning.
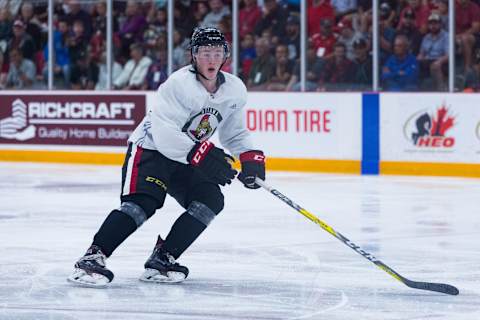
[163,212,207,259]
[92,209,137,257]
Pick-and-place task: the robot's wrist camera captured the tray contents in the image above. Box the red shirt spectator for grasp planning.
[455,0,480,35]
[320,43,355,89]
[310,19,336,58]
[308,0,335,36]
[239,0,262,39]
[399,0,432,34]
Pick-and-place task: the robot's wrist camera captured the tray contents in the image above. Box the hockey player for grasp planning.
[67,27,266,287]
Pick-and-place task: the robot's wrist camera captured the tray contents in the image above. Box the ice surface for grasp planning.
[0,162,479,320]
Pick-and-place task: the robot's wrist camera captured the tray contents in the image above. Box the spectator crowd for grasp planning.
[0,0,479,92]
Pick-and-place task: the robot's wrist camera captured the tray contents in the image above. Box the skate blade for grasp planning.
[139,268,186,283]
[67,269,110,288]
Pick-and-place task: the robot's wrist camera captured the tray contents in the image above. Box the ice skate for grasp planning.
[67,245,114,288]
[140,236,189,283]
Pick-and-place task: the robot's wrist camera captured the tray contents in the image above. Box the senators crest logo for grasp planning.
[190,114,213,140]
[183,107,223,142]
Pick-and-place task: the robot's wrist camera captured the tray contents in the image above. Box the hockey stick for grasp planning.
[254,177,459,296]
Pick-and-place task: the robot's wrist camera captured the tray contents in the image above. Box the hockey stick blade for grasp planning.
[403,278,459,295]
[374,260,459,295]
[255,178,459,296]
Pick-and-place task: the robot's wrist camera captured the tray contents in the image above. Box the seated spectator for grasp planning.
[144,8,167,56]
[336,17,366,61]
[351,38,373,90]
[308,0,335,36]
[143,49,168,90]
[92,2,107,34]
[114,43,152,90]
[143,25,163,57]
[70,50,99,90]
[66,20,89,66]
[399,0,431,35]
[7,20,36,61]
[310,19,336,59]
[0,8,12,53]
[455,0,480,70]
[239,0,261,39]
[172,30,189,71]
[0,50,7,87]
[95,52,123,90]
[43,18,71,88]
[286,44,325,91]
[417,13,449,90]
[378,3,396,64]
[379,2,395,27]
[66,0,93,40]
[396,8,422,56]
[218,15,232,43]
[147,6,167,29]
[431,0,449,31]
[283,15,301,61]
[254,0,288,41]
[174,2,196,38]
[89,30,106,64]
[382,34,419,91]
[90,2,120,62]
[259,28,276,53]
[266,44,294,91]
[118,1,147,62]
[154,32,167,54]
[19,2,44,51]
[319,42,356,91]
[239,33,256,81]
[247,37,275,91]
[192,1,210,26]
[201,0,231,28]
[4,48,36,89]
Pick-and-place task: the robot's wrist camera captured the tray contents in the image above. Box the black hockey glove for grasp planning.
[237,150,266,189]
[187,141,237,186]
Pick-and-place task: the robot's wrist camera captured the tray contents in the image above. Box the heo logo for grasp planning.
[404,105,456,148]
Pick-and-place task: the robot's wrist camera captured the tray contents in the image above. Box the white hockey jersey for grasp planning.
[128,66,254,164]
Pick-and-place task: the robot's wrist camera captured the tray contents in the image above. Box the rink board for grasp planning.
[0,91,362,174]
[379,93,480,177]
[1,91,480,177]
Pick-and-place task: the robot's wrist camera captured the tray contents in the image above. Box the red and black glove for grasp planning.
[187,141,237,186]
[238,150,266,189]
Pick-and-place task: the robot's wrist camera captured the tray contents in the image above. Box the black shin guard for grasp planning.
[93,194,158,257]
[163,212,206,259]
[92,209,138,257]
[163,201,217,259]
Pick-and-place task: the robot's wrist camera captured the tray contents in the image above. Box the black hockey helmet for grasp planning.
[190,27,230,58]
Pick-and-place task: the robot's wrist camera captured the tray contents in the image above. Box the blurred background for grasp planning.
[0,0,478,93]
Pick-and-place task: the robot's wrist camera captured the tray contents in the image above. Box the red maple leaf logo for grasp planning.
[430,106,454,136]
